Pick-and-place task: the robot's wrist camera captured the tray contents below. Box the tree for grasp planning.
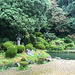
[0,0,49,40]
[44,0,68,34]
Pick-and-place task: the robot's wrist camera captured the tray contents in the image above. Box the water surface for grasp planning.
[50,53,75,60]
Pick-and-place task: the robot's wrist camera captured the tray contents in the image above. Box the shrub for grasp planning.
[37,53,46,64]
[35,32,43,37]
[17,45,25,53]
[37,37,48,45]
[44,32,57,40]
[46,45,50,50]
[21,56,27,61]
[30,34,36,44]
[5,46,17,58]
[2,41,13,50]
[37,57,45,64]
[18,61,28,70]
[27,55,38,64]
[49,45,63,52]
[20,61,28,67]
[65,43,74,49]
[35,43,46,50]
[21,57,26,61]
[2,38,9,43]
[37,50,50,58]
[54,40,64,45]
[22,35,30,45]
[26,43,33,50]
[64,37,72,43]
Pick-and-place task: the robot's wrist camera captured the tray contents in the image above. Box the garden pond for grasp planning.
[50,53,75,60]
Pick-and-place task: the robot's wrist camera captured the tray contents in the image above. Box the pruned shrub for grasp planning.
[37,50,50,58]
[35,42,46,50]
[20,61,28,67]
[21,56,27,61]
[64,37,72,43]
[27,55,38,64]
[65,43,74,49]
[5,46,17,58]
[49,45,63,52]
[37,37,48,45]
[17,45,25,53]
[26,43,33,50]
[2,41,13,51]
[44,32,57,40]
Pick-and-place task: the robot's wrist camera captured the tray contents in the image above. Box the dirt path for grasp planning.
[0,59,75,75]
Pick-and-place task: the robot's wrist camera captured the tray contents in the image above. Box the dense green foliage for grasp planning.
[35,42,46,50]
[17,45,25,53]
[0,0,70,40]
[0,0,75,70]
[2,41,13,51]
[0,0,49,40]
[26,43,33,50]
[5,46,17,58]
[56,0,75,34]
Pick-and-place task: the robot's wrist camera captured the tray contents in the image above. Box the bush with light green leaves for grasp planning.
[17,45,25,53]
[26,43,33,50]
[35,42,46,50]
[5,46,17,58]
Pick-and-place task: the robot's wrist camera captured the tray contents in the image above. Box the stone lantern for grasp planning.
[17,34,21,45]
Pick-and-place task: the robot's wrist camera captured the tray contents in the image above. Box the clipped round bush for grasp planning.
[35,43,46,50]
[3,41,13,49]
[26,43,33,50]
[17,45,25,53]
[5,46,17,58]
[37,37,48,45]
[20,61,28,67]
[21,57,26,61]
[49,45,63,51]
[65,43,74,49]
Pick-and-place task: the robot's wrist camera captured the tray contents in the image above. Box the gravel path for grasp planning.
[0,59,75,75]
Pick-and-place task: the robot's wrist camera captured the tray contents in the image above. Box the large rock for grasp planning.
[26,49,34,56]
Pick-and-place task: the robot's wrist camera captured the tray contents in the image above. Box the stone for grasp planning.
[45,58,51,62]
[26,49,34,56]
[14,63,20,67]
[55,57,61,60]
